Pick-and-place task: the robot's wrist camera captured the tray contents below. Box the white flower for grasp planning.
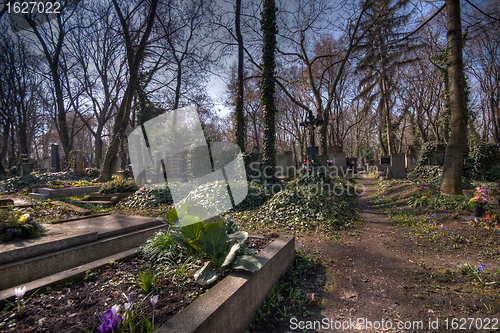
[14,286,26,300]
[111,304,120,315]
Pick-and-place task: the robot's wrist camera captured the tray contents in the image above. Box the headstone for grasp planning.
[164,150,187,182]
[430,147,446,166]
[327,146,346,176]
[379,156,391,173]
[153,151,164,183]
[42,157,50,170]
[390,153,406,179]
[276,151,294,177]
[119,150,127,171]
[405,153,416,171]
[76,153,84,173]
[306,146,319,156]
[50,144,61,172]
[20,155,31,176]
[346,158,358,175]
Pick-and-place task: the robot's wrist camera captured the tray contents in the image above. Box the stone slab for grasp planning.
[156,235,295,333]
[0,248,139,303]
[0,223,166,290]
[0,215,159,263]
[50,200,93,215]
[28,186,102,199]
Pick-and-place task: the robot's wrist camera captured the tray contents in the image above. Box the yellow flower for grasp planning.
[421,196,428,199]
[18,213,30,223]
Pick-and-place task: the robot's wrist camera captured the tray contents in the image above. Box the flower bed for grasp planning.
[0,236,272,332]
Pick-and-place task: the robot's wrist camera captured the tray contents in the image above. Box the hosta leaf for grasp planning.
[199,221,227,258]
[165,209,178,223]
[178,200,208,219]
[232,255,262,272]
[193,261,218,286]
[186,238,201,252]
[218,240,241,267]
[180,221,203,241]
[169,230,188,248]
[179,215,201,227]
[228,231,248,245]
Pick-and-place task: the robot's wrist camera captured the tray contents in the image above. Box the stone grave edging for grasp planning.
[155,235,295,333]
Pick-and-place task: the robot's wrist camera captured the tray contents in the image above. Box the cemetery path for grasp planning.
[295,177,440,333]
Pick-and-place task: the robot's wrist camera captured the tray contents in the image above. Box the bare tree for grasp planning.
[97,0,158,182]
[22,0,80,161]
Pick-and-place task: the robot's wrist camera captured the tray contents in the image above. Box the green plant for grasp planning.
[165,201,261,285]
[99,179,139,194]
[470,143,500,182]
[66,149,86,172]
[135,268,155,292]
[0,210,45,242]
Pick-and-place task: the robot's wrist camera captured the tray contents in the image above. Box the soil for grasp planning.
[0,238,271,332]
[256,177,500,332]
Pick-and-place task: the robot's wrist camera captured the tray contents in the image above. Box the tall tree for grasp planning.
[97,0,158,182]
[440,0,468,195]
[234,0,245,152]
[260,0,278,182]
[23,1,78,161]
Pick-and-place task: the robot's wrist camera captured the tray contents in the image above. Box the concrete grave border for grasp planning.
[156,235,295,333]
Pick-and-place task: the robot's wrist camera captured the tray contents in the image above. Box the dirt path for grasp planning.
[295,177,445,332]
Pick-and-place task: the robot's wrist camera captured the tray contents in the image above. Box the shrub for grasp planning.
[470,143,500,182]
[99,179,139,194]
[0,210,45,242]
[120,180,268,212]
[85,167,100,178]
[66,149,86,172]
[415,141,447,168]
[251,178,357,231]
[0,171,90,194]
[407,165,442,185]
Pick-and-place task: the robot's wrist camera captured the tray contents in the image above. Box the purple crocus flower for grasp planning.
[96,307,123,333]
[477,264,485,273]
[122,292,133,311]
[150,295,158,312]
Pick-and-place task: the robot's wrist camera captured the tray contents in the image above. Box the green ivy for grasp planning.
[260,0,278,186]
[99,179,139,194]
[66,149,86,172]
[469,143,500,182]
[415,141,447,168]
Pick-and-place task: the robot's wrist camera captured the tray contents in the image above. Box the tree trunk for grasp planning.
[260,0,277,183]
[234,0,245,152]
[440,0,468,195]
[0,122,9,174]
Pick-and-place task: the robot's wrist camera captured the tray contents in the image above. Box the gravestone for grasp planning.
[346,158,358,176]
[327,146,346,176]
[20,155,31,176]
[164,151,187,182]
[430,146,446,166]
[42,157,50,172]
[76,153,84,174]
[276,151,294,177]
[379,156,391,173]
[50,144,61,172]
[405,153,416,171]
[390,153,406,179]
